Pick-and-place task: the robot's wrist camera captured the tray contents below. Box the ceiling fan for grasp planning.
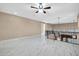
[31,3,51,14]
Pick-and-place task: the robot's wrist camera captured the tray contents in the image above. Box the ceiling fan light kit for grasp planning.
[31,3,51,14]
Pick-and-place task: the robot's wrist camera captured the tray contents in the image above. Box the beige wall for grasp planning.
[0,12,41,40]
[77,14,79,29]
[45,23,53,31]
[77,14,79,39]
[45,23,78,31]
[52,23,78,30]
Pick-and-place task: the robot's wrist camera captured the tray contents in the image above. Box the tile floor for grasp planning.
[0,36,79,56]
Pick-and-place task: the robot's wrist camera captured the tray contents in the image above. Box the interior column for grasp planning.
[41,22,46,40]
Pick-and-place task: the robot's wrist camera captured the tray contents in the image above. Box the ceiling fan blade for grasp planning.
[35,11,39,13]
[44,7,51,9]
[31,6,38,9]
[43,10,46,13]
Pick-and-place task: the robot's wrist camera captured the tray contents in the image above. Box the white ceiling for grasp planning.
[0,3,79,24]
